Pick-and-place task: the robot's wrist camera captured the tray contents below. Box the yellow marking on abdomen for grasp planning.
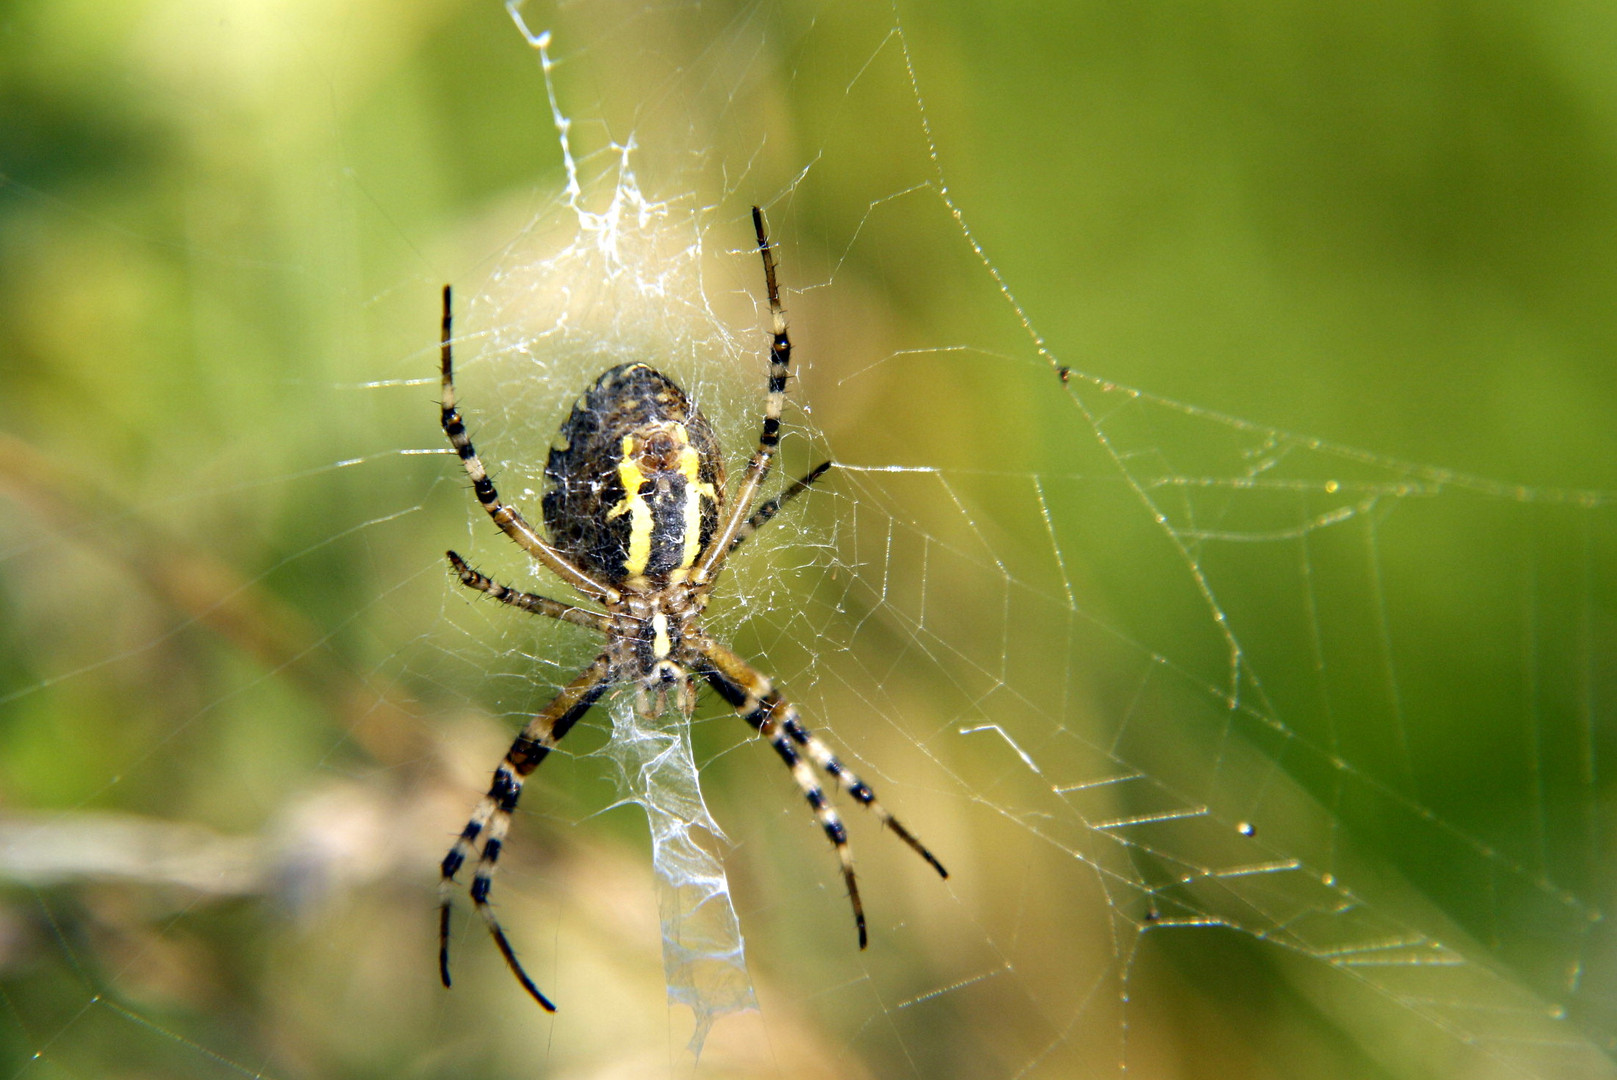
[676,440,716,572]
[607,435,654,578]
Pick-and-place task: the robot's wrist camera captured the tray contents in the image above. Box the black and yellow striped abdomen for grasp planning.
[543,364,725,586]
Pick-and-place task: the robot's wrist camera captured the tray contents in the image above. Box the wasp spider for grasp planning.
[437,207,948,1010]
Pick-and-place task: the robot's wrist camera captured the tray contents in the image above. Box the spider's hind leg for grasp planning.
[438,285,615,602]
[694,206,795,582]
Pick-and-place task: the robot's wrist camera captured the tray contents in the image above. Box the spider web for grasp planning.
[1,1,1615,1078]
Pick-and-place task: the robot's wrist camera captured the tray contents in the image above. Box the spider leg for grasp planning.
[446,550,611,635]
[439,652,614,1010]
[439,285,618,604]
[694,207,793,583]
[698,639,947,949]
[725,461,832,556]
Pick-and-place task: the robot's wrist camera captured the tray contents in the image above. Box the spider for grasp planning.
[437,206,948,1010]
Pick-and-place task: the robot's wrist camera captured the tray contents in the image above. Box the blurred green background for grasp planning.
[2,1,1616,1077]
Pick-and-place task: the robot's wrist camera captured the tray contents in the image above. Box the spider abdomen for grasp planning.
[543,363,725,586]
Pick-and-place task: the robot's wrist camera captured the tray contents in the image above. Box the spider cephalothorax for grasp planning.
[437,207,947,1012]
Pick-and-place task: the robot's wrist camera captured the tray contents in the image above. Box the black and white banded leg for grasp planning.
[440,286,616,603]
[725,460,833,556]
[698,639,947,948]
[439,654,614,1010]
[696,206,794,580]
[446,550,611,635]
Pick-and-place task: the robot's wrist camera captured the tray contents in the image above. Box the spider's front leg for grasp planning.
[439,653,614,1010]
[697,638,947,949]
